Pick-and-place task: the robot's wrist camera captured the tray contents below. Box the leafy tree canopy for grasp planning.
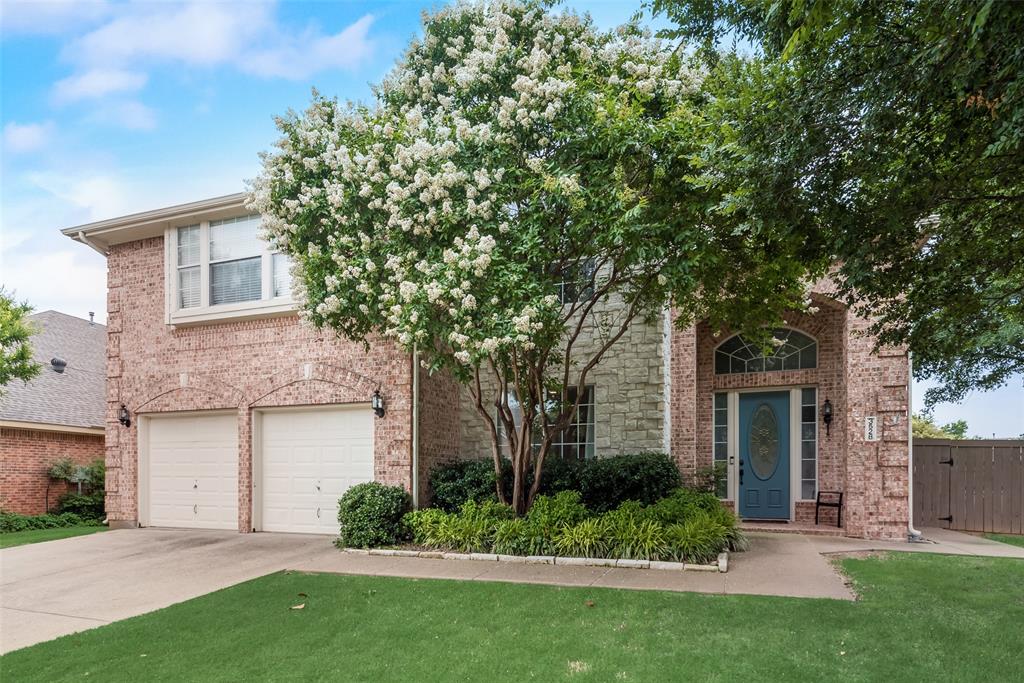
[0,289,40,393]
[252,0,821,512]
[651,0,1024,408]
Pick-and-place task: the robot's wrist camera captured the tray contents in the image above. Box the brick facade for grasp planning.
[105,237,414,531]
[0,428,104,515]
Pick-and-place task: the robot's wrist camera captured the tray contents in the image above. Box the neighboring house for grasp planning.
[62,193,910,540]
[0,311,106,515]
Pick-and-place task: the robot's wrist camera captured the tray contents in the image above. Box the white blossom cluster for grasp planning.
[249,0,701,372]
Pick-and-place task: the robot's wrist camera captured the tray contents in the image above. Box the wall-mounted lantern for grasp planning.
[822,398,833,437]
[371,389,385,418]
[118,404,132,428]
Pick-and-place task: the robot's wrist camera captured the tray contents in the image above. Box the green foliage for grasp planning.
[47,457,76,482]
[0,289,40,393]
[429,459,503,512]
[336,482,411,548]
[56,493,104,520]
[580,452,681,512]
[652,0,1024,407]
[1,511,101,533]
[254,0,826,514]
[397,486,742,562]
[553,517,610,558]
[912,413,972,440]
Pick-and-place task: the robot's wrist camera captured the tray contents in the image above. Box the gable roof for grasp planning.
[0,311,106,430]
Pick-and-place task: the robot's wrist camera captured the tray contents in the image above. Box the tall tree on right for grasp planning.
[651,0,1024,408]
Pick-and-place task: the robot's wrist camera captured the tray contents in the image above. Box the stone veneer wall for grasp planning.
[104,237,414,531]
[458,306,667,461]
[0,428,104,515]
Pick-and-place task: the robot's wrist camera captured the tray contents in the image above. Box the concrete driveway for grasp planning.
[0,528,337,654]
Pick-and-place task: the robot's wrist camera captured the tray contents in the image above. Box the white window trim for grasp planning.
[164,219,296,325]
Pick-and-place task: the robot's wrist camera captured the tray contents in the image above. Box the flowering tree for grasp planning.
[251,0,819,513]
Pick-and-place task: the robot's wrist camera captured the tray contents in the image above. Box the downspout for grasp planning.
[411,343,420,509]
[77,231,108,257]
[907,352,923,541]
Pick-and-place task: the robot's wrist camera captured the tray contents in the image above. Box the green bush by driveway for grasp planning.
[2,553,1021,681]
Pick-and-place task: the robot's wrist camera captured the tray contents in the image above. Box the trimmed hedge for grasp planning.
[55,492,105,520]
[336,482,411,548]
[403,487,745,564]
[1,511,102,533]
[428,452,679,513]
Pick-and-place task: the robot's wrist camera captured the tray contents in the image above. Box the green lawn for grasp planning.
[0,525,106,549]
[986,533,1024,548]
[2,553,1022,682]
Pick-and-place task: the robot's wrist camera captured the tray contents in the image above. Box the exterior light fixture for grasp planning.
[822,398,833,437]
[118,404,132,428]
[371,389,385,418]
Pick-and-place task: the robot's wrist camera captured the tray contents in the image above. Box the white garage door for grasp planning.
[259,406,374,534]
[147,413,238,530]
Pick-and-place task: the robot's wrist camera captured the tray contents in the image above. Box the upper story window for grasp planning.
[168,214,293,324]
[554,259,596,304]
[714,328,817,374]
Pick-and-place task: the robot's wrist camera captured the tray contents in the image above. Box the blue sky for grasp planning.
[1,1,1020,436]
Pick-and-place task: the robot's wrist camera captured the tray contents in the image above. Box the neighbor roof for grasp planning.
[0,311,106,430]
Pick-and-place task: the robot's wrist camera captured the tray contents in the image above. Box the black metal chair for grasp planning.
[815,491,843,528]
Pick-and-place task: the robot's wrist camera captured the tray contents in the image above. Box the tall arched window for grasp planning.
[714,328,817,374]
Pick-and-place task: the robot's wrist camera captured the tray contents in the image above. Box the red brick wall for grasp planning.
[670,286,909,540]
[0,428,104,515]
[105,237,414,531]
[416,366,461,506]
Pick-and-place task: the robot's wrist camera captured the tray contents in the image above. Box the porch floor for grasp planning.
[740,520,846,537]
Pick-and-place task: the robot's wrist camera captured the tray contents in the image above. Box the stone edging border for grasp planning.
[344,548,729,573]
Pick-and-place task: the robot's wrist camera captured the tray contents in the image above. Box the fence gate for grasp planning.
[913,439,1024,534]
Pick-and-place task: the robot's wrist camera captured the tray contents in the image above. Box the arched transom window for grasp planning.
[715,328,817,374]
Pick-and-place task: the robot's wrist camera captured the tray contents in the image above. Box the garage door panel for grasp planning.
[260,407,374,534]
[147,413,238,530]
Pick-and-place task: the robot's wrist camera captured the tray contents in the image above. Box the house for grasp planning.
[62,193,911,540]
[0,311,106,515]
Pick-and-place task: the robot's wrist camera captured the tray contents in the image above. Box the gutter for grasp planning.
[411,343,420,509]
[907,352,924,541]
[77,231,109,257]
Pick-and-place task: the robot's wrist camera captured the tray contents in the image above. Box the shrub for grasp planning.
[403,508,448,545]
[56,492,105,520]
[646,488,721,525]
[525,490,589,529]
[492,518,532,556]
[47,458,76,482]
[0,511,100,533]
[429,460,503,512]
[580,452,681,512]
[84,459,106,490]
[336,482,411,548]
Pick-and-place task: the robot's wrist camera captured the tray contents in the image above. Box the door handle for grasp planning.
[194,480,198,489]
[739,459,744,486]
[316,507,321,519]
[193,504,198,515]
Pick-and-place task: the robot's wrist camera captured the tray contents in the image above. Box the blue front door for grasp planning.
[739,391,790,519]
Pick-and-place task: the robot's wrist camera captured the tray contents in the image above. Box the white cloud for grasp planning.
[2,121,56,153]
[52,68,147,103]
[25,172,134,222]
[0,0,111,36]
[243,15,376,79]
[90,100,158,130]
[0,247,108,323]
[58,2,375,80]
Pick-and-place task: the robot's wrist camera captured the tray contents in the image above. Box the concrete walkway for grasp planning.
[2,526,1021,654]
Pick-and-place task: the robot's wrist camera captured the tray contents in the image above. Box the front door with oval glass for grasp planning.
[739,391,790,519]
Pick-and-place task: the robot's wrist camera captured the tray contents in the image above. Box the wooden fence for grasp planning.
[913,439,1024,534]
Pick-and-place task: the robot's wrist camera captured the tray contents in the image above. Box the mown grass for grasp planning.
[0,525,106,549]
[2,553,1021,682]
[985,533,1024,548]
